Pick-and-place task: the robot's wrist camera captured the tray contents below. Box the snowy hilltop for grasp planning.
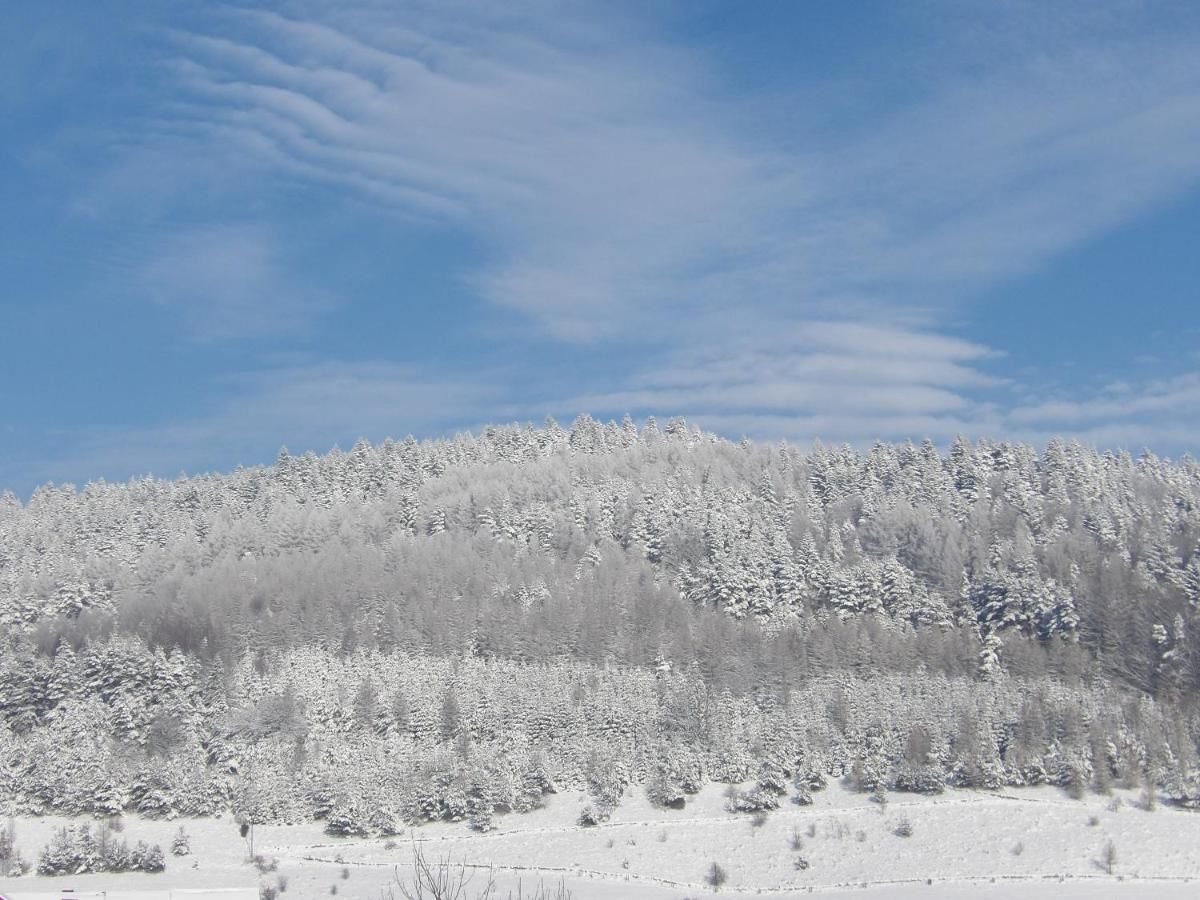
[2,417,1200,831]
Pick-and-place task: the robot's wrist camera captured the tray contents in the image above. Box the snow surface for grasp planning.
[3,782,1200,899]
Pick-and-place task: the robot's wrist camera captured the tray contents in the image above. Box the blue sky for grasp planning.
[3,1,1200,496]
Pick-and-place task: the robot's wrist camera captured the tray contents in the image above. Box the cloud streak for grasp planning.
[20,361,499,489]
[543,320,1006,445]
[139,223,334,340]
[14,1,1196,492]
[155,5,791,341]
[144,5,1200,342]
[14,332,1200,496]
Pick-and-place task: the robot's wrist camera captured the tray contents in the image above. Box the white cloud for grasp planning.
[136,4,1200,345]
[540,321,1200,454]
[542,320,1006,445]
[152,5,793,341]
[836,39,1200,295]
[1008,372,1200,429]
[33,1,1198,479]
[139,223,333,340]
[25,361,499,487]
[16,339,1200,495]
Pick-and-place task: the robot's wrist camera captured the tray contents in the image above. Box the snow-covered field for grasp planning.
[4,782,1200,900]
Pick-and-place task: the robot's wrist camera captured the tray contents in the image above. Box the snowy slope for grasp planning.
[4,782,1199,899]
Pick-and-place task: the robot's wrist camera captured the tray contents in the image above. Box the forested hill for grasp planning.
[2,417,1200,826]
[4,416,1199,689]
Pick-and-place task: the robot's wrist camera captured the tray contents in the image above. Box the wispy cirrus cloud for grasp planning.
[543,320,1007,445]
[13,0,1198,496]
[152,5,790,341]
[20,360,498,488]
[140,4,1200,344]
[139,223,334,340]
[1008,372,1200,436]
[544,323,1200,453]
[836,39,1200,295]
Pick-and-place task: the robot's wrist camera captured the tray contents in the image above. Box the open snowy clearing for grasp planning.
[4,782,1200,899]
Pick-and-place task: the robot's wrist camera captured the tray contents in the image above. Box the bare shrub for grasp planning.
[382,843,573,899]
[893,818,913,838]
[1102,840,1117,875]
[827,818,850,840]
[706,861,728,891]
[1064,767,1087,800]
[1141,783,1158,811]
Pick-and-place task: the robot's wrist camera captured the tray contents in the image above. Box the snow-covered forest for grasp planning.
[3,417,1200,832]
